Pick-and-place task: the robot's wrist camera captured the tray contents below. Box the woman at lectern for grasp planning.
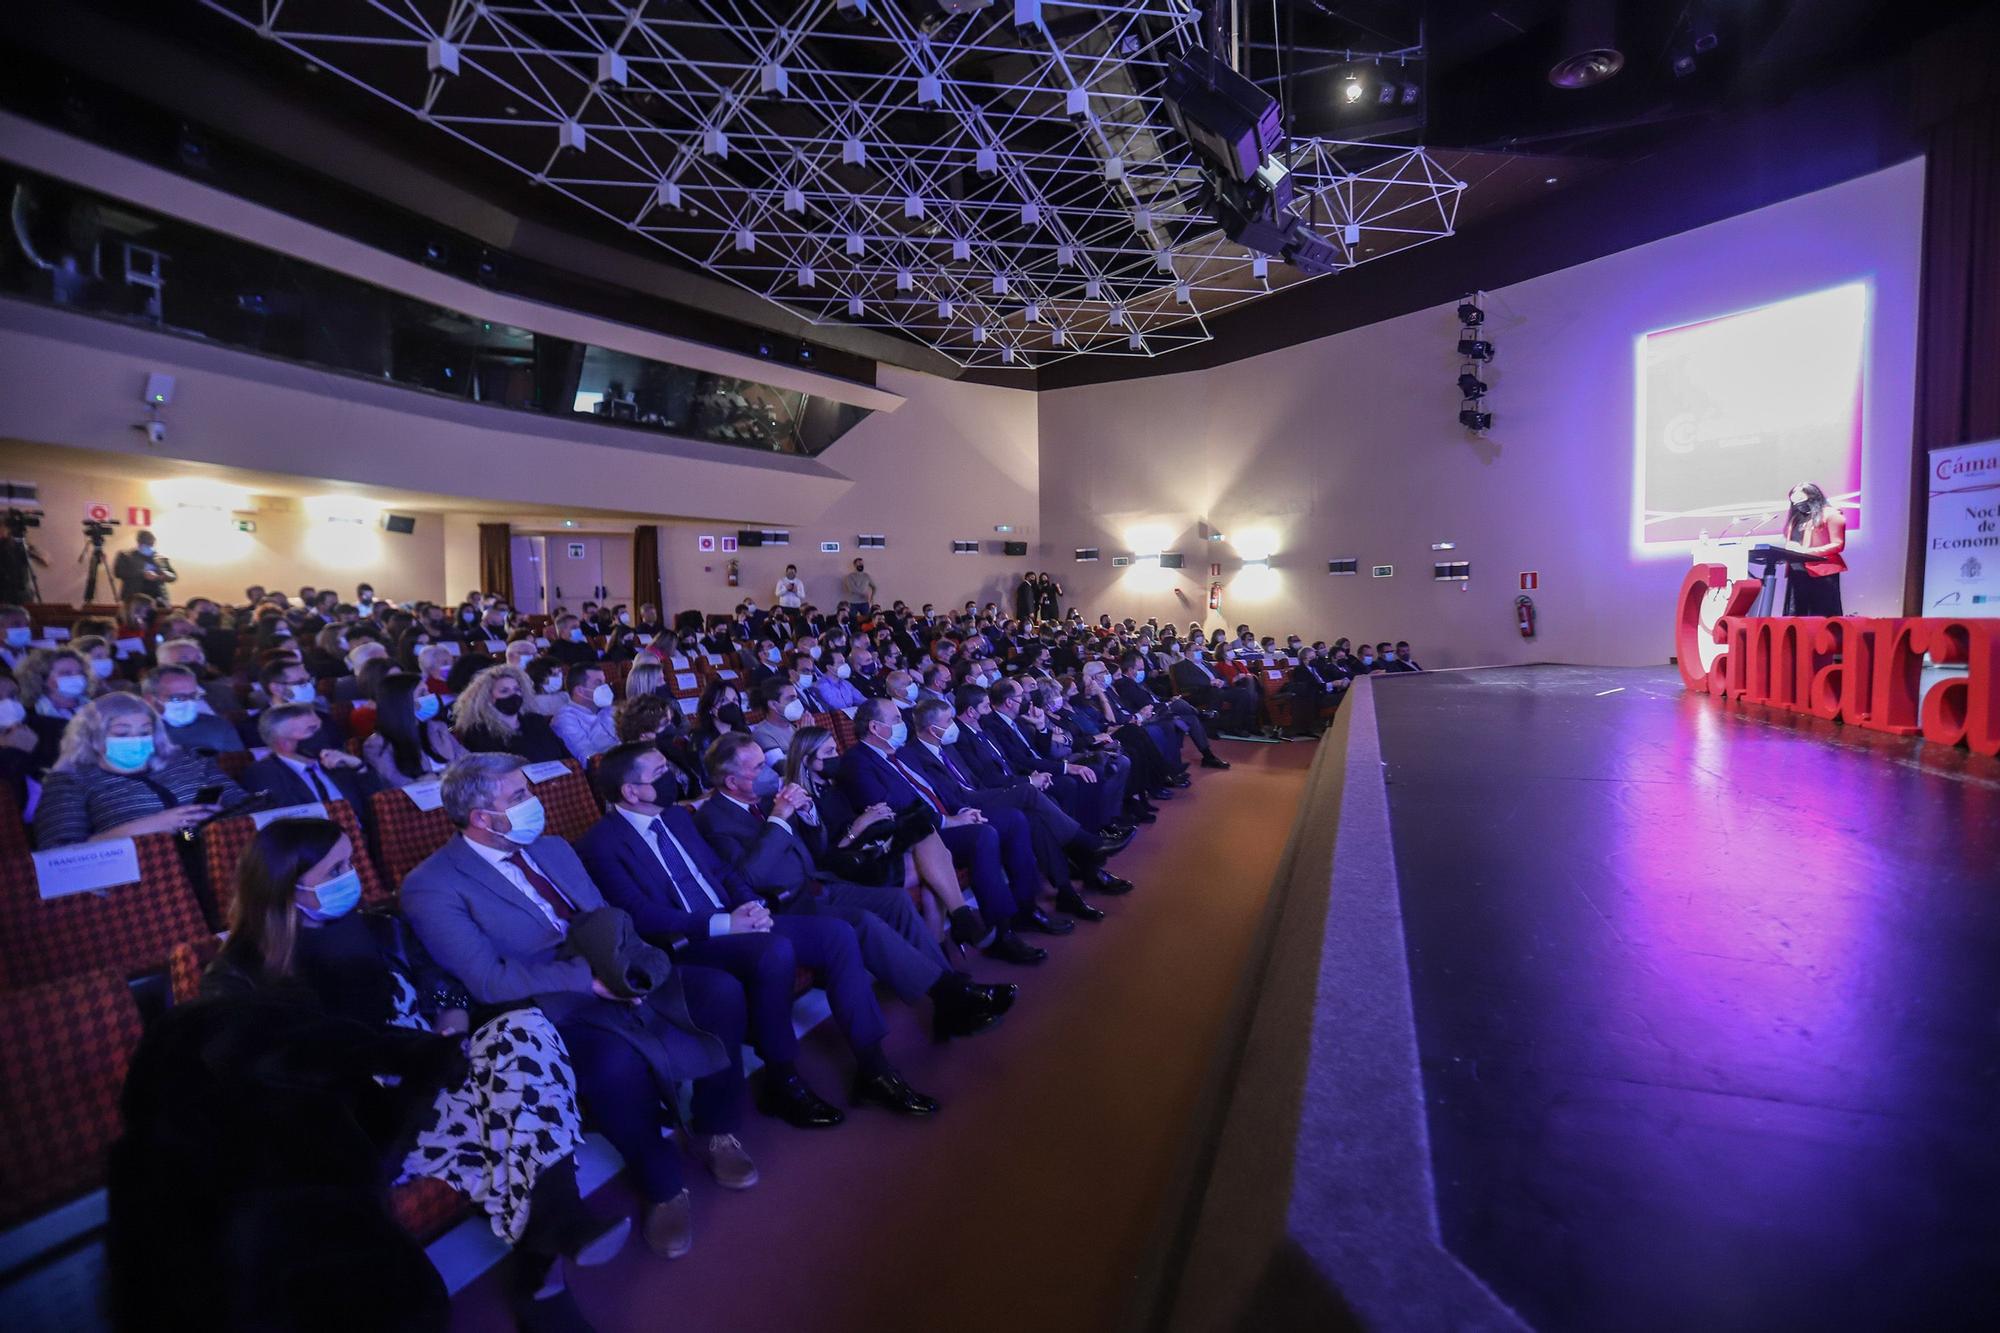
[1783,482,1847,616]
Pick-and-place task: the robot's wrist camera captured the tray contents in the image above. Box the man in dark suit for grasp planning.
[1114,652,1229,770]
[240,657,347,754]
[837,699,1052,961]
[692,735,1016,1027]
[908,696,1129,921]
[1169,645,1263,738]
[241,704,382,826]
[546,614,599,668]
[980,679,1125,837]
[401,753,754,1263]
[576,745,967,1123]
[1013,573,1038,623]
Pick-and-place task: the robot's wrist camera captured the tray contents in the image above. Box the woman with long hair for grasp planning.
[622,660,668,703]
[205,817,624,1326]
[781,726,989,948]
[362,671,468,786]
[452,663,566,763]
[694,677,746,752]
[1782,481,1848,617]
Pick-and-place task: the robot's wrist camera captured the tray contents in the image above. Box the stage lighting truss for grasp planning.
[200,0,1463,369]
[1456,291,1491,434]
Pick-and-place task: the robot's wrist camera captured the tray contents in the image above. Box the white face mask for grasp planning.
[161,698,199,728]
[590,683,615,708]
[808,646,822,660]
[91,658,115,678]
[288,682,318,705]
[0,698,24,728]
[938,721,961,746]
[797,672,815,687]
[834,664,851,679]
[782,699,805,722]
[55,674,88,698]
[541,675,565,694]
[902,683,918,702]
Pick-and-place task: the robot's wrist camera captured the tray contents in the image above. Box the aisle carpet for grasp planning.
[449,738,1315,1333]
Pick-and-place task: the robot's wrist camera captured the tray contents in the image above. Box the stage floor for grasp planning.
[1374,665,2000,1333]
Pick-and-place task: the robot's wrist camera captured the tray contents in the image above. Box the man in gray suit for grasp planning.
[400,752,758,1263]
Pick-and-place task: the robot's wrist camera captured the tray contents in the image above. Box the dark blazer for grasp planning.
[953,723,1021,790]
[837,739,941,816]
[1111,676,1159,716]
[981,713,1060,778]
[695,794,821,901]
[898,739,993,810]
[574,806,753,945]
[238,754,381,813]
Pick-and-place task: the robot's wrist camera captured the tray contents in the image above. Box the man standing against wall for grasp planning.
[775,564,806,610]
[840,558,876,616]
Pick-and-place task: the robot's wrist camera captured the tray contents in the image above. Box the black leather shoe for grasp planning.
[1147,786,1175,801]
[1200,754,1232,770]
[1093,826,1134,857]
[983,933,1048,965]
[851,1070,940,1116]
[933,983,1011,1041]
[967,980,1019,1013]
[1125,803,1158,824]
[1087,869,1134,896]
[1055,889,1106,922]
[947,905,991,948]
[756,1072,846,1128]
[1169,773,1193,788]
[1017,907,1075,936]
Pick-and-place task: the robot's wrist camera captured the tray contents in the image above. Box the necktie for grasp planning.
[980,731,1013,776]
[939,746,973,791]
[301,762,335,803]
[506,850,574,920]
[891,755,948,815]
[649,818,724,911]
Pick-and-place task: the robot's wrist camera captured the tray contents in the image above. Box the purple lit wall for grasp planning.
[1036,159,1925,668]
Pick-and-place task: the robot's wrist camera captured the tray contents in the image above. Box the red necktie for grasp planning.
[506,850,574,920]
[891,755,947,815]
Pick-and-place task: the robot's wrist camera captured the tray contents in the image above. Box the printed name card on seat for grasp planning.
[0,836,209,987]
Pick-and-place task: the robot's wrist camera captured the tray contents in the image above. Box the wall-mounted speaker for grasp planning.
[381,513,416,535]
[1001,540,1028,557]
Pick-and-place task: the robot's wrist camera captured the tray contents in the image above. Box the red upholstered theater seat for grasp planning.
[0,782,28,861]
[167,934,225,1004]
[0,834,211,990]
[0,969,144,1228]
[213,749,253,780]
[372,788,456,888]
[201,799,391,923]
[533,762,601,843]
[828,713,859,753]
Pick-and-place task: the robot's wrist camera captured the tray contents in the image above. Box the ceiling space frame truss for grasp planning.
[202,0,1463,367]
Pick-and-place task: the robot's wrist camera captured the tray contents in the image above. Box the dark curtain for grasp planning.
[1904,12,2000,612]
[477,522,513,607]
[633,524,663,612]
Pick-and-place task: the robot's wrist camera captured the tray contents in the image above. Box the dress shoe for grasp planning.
[983,933,1048,965]
[691,1133,759,1190]
[1124,803,1158,824]
[1092,826,1134,857]
[1017,906,1075,936]
[1169,773,1193,788]
[968,980,1019,1013]
[756,1072,846,1128]
[1086,868,1134,896]
[933,983,1007,1041]
[947,904,991,948]
[1055,889,1106,922]
[851,1070,941,1116]
[643,1191,694,1259]
[1147,786,1175,801]
[1200,753,1232,770]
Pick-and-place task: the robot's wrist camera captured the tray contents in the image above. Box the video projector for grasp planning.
[1161,49,1342,277]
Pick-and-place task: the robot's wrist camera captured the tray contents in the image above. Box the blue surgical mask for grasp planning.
[414,693,440,721]
[162,698,199,728]
[498,795,546,844]
[137,544,156,557]
[1133,670,1147,683]
[299,868,362,921]
[105,734,155,772]
[569,628,585,642]
[3,626,29,648]
[56,673,89,697]
[91,658,115,678]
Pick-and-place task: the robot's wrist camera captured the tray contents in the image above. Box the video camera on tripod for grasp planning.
[81,517,119,545]
[3,508,39,539]
[78,516,120,603]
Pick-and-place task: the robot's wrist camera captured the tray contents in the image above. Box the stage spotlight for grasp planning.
[1459,407,1493,432]
[1457,300,1485,327]
[1457,371,1488,398]
[1343,77,1366,104]
[1458,336,1495,361]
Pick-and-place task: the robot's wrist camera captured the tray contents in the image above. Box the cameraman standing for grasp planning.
[113,528,176,605]
[0,511,47,606]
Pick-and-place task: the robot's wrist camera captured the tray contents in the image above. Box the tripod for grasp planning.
[79,536,114,604]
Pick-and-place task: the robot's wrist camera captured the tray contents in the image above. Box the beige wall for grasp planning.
[655,364,1041,616]
[4,450,447,605]
[1035,159,1926,668]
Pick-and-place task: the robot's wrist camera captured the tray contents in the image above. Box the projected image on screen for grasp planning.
[1636,282,1868,547]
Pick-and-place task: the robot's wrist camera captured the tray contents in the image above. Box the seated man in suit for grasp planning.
[143,663,244,754]
[1018,683,1137,823]
[698,733,1029,1005]
[241,703,382,827]
[1113,652,1229,771]
[402,753,756,1262]
[545,614,599,668]
[836,698,1051,962]
[1384,641,1424,673]
[906,697,1126,924]
[241,656,348,754]
[980,679,1125,839]
[578,744,977,1122]
[1169,644,1263,738]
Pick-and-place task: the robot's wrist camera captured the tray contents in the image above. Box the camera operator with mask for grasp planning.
[113,528,177,605]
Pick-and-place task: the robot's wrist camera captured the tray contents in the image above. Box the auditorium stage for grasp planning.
[1376,665,2000,1333]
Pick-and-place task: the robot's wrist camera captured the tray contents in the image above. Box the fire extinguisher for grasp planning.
[1516,594,1536,638]
[1208,580,1222,611]
[726,558,739,589]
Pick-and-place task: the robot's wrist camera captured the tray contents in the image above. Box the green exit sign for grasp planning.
[234,519,257,533]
